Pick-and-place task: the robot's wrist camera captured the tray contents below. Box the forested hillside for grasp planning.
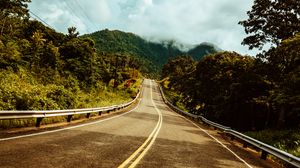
[0,0,141,111]
[161,0,300,157]
[0,0,220,111]
[83,30,220,77]
[162,0,300,132]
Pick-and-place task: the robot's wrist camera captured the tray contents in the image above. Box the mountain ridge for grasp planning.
[83,29,221,76]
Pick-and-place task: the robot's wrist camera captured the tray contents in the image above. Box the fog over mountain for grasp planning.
[28,0,259,56]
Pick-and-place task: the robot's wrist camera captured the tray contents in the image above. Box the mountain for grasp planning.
[83,29,221,76]
[188,42,222,60]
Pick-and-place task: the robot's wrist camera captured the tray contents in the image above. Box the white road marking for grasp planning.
[182,117,253,168]
[0,89,143,142]
[161,95,253,168]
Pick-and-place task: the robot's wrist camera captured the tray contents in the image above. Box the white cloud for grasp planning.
[84,0,112,23]
[28,0,257,55]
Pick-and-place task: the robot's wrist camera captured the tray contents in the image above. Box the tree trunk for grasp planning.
[264,102,271,128]
[276,106,285,128]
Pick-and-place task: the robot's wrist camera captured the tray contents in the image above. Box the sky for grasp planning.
[28,0,259,55]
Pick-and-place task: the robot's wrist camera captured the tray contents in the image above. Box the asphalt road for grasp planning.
[0,79,279,168]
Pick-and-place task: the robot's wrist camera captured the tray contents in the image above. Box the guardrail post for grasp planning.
[67,115,72,122]
[36,117,43,127]
[86,113,90,118]
[98,112,102,116]
[261,151,268,160]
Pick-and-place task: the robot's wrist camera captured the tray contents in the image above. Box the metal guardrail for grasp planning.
[158,84,300,168]
[0,89,141,127]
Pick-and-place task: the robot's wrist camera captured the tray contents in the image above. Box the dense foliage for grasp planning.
[246,129,300,157]
[0,0,141,110]
[239,0,300,50]
[83,30,220,77]
[163,41,299,131]
[162,0,300,132]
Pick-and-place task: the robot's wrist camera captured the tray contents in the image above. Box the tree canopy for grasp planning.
[162,40,299,130]
[83,29,220,77]
[239,0,300,50]
[0,1,142,110]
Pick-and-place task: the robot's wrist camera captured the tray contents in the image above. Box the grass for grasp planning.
[163,89,187,111]
[0,88,131,129]
[245,129,300,158]
[0,75,142,129]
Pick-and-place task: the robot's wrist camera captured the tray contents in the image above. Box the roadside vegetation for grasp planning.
[245,129,300,158]
[0,0,142,128]
[161,0,300,158]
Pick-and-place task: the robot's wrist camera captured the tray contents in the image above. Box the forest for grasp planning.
[0,0,219,127]
[161,0,300,157]
[1,0,299,158]
[0,0,142,113]
[83,29,220,77]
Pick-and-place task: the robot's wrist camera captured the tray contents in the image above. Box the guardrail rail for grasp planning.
[0,87,142,127]
[158,84,300,168]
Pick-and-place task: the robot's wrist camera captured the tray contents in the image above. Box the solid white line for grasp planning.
[0,92,143,142]
[163,103,253,168]
[182,117,253,168]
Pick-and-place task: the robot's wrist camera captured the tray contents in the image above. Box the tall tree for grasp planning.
[59,37,97,88]
[0,0,31,36]
[239,0,300,50]
[162,56,196,93]
[66,27,79,40]
[0,0,30,18]
[189,52,270,130]
[266,34,300,128]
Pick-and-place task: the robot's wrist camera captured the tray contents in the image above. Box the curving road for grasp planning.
[0,79,278,168]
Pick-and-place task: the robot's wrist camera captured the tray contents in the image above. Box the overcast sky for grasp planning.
[28,0,258,55]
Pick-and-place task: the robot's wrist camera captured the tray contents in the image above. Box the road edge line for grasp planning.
[157,85,253,168]
[181,116,253,168]
[0,87,144,142]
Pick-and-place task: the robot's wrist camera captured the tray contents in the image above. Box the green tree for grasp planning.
[239,0,300,50]
[0,0,30,18]
[66,27,79,40]
[23,20,65,46]
[188,52,270,130]
[59,37,97,88]
[0,0,31,36]
[162,56,196,93]
[162,56,198,114]
[0,40,22,70]
[264,34,300,128]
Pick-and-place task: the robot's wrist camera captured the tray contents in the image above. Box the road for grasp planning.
[0,79,278,168]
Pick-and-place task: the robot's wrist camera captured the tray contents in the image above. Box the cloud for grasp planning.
[82,0,111,23]
[28,0,112,34]
[117,0,257,55]
[28,0,258,55]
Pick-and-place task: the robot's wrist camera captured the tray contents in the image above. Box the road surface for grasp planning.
[0,79,278,168]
